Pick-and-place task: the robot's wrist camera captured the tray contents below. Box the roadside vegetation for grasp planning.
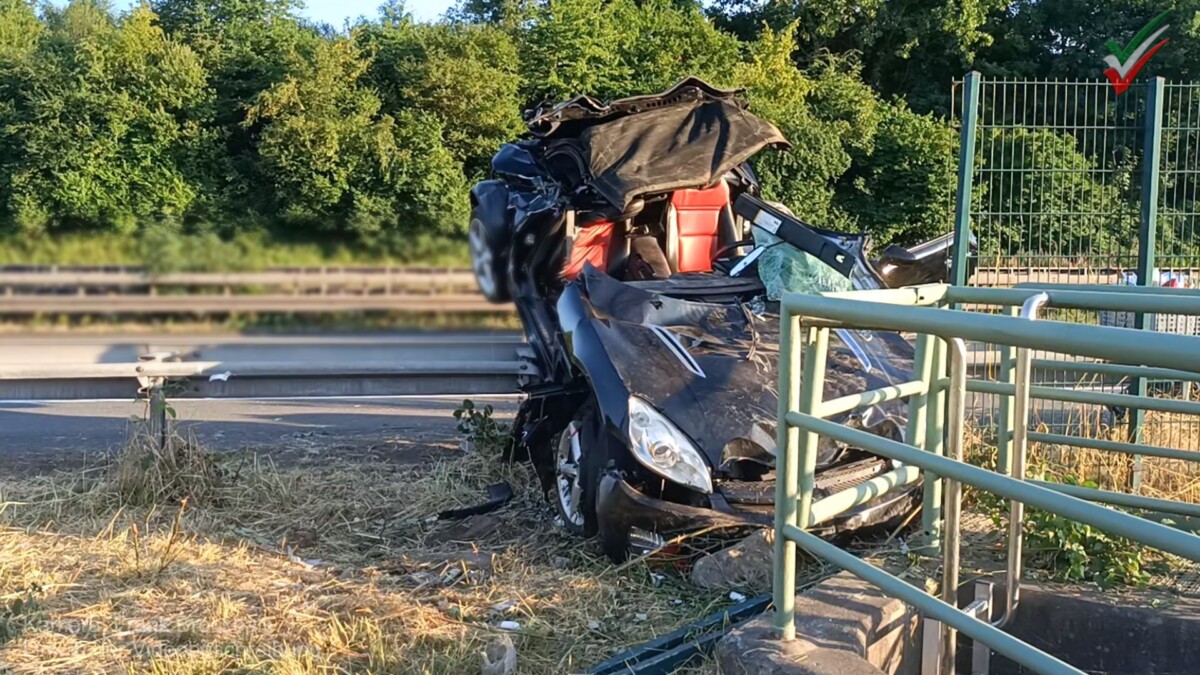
[7,0,1198,268]
[0,424,733,673]
[0,232,469,270]
[963,407,1200,588]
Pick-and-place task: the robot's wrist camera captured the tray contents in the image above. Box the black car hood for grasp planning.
[574,268,912,473]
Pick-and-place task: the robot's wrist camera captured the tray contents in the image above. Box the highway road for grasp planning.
[0,331,1119,473]
[0,395,520,472]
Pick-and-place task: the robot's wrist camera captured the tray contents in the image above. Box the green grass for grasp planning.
[0,231,471,270]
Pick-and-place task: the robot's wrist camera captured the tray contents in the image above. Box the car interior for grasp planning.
[558,178,748,285]
[557,179,960,299]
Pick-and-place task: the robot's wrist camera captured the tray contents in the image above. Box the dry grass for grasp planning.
[0,432,734,674]
[1026,406,1200,504]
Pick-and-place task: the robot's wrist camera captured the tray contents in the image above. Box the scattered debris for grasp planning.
[208,371,232,382]
[587,620,602,630]
[491,599,518,614]
[729,591,746,602]
[438,482,514,520]
[440,567,464,585]
[405,571,439,587]
[497,620,521,631]
[398,550,495,577]
[481,634,517,675]
[552,556,571,569]
[633,613,648,622]
[426,514,502,545]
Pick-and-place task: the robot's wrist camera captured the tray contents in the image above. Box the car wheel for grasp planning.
[469,209,511,302]
[553,420,590,536]
[552,404,619,538]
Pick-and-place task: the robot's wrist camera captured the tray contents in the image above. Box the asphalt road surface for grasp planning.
[0,396,520,472]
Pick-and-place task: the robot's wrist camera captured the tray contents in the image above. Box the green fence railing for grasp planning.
[773,283,1200,675]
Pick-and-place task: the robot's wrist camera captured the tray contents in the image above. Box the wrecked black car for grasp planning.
[468,78,964,560]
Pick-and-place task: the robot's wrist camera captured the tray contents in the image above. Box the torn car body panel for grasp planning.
[470,78,964,559]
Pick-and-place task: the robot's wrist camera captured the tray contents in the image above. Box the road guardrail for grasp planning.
[0,334,530,400]
[2,266,1195,315]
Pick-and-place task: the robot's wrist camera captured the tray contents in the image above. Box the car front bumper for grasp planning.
[594,471,921,546]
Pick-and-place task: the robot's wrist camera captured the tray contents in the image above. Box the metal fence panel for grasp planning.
[953,75,1200,483]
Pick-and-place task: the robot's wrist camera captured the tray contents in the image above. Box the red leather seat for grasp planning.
[561,219,619,281]
[665,181,732,273]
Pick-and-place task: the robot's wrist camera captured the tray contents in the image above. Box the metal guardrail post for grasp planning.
[996,305,1019,475]
[922,336,947,549]
[1133,76,1167,493]
[995,293,1047,629]
[940,338,968,674]
[970,581,994,674]
[772,309,803,640]
[773,320,834,640]
[136,351,176,450]
[778,325,829,638]
[906,333,935,452]
[951,71,982,289]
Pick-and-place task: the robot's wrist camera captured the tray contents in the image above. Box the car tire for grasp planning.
[551,404,616,538]
[469,207,511,303]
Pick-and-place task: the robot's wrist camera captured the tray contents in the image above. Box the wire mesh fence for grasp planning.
[953,75,1200,490]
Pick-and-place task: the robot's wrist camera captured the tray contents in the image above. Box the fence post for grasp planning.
[996,305,1020,476]
[922,337,947,549]
[950,71,982,289]
[777,325,829,637]
[1132,76,1166,492]
[773,309,802,640]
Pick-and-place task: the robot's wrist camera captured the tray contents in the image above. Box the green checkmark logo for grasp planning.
[1103,11,1172,95]
[1105,10,1172,62]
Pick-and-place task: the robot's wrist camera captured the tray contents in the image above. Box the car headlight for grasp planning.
[627,396,712,494]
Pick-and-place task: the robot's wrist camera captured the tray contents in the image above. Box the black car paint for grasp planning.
[473,85,958,554]
[485,136,925,530]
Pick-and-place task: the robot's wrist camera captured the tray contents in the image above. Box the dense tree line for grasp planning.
[1,0,1198,259]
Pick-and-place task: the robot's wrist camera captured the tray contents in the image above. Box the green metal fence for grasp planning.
[772,283,1200,675]
[951,74,1200,478]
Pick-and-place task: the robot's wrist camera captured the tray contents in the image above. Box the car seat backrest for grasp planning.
[561,218,620,281]
[665,181,733,274]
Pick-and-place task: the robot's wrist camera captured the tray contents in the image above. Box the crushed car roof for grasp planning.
[527,78,789,209]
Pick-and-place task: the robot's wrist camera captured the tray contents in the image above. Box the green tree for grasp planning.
[710,0,1006,111]
[1,1,212,234]
[247,37,467,239]
[980,0,1200,81]
[152,0,324,220]
[516,0,632,104]
[358,15,524,178]
[979,128,1136,258]
[841,103,958,244]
